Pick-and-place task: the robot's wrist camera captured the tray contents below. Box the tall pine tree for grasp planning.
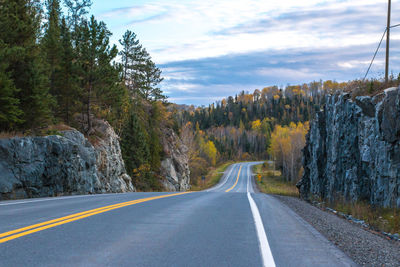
[0,41,23,130]
[42,0,62,99]
[0,0,53,129]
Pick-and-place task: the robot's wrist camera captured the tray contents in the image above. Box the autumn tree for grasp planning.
[268,122,309,182]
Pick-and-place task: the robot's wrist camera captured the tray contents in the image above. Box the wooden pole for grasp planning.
[385,0,391,83]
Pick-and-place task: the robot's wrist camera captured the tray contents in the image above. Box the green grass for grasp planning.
[190,161,235,191]
[253,163,299,197]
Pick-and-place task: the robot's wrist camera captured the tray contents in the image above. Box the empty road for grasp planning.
[0,162,356,266]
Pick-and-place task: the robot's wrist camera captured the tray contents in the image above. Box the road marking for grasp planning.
[246,164,251,193]
[0,192,191,244]
[225,165,242,192]
[206,164,236,192]
[247,192,276,267]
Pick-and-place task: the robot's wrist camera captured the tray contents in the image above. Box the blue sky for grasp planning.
[87,0,400,105]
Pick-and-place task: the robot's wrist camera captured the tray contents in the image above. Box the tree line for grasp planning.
[177,77,400,183]
[0,0,170,191]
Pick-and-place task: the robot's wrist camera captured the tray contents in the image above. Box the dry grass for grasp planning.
[323,199,400,235]
[0,124,74,139]
[190,161,234,191]
[38,123,74,136]
[253,163,299,197]
[0,131,26,139]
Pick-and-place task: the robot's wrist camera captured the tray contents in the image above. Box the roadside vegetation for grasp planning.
[190,161,234,191]
[319,198,400,235]
[253,162,298,197]
[255,161,399,235]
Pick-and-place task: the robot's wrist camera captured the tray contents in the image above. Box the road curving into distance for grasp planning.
[0,162,356,266]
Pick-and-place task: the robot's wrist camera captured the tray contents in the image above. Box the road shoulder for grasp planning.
[274,195,400,267]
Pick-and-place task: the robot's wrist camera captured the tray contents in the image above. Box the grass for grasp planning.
[320,198,400,235]
[190,161,235,191]
[0,124,73,139]
[253,162,299,197]
[253,162,399,235]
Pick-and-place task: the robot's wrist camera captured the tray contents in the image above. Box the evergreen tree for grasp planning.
[141,56,165,101]
[76,15,120,133]
[0,41,23,130]
[118,30,142,83]
[42,0,62,98]
[64,0,92,33]
[58,17,80,124]
[0,0,53,129]
[118,31,165,102]
[120,111,150,175]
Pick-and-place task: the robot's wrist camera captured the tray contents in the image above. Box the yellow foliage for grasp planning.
[200,140,217,166]
[268,122,309,182]
[251,120,262,132]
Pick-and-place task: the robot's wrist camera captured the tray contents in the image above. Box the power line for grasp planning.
[363,28,387,81]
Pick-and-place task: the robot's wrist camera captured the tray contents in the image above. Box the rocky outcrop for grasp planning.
[0,121,134,200]
[297,87,400,208]
[92,119,134,193]
[160,128,190,191]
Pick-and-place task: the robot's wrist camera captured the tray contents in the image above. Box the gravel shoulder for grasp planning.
[274,195,400,267]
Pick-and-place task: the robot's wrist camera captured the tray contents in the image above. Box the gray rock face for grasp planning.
[298,87,400,208]
[0,121,134,200]
[91,119,134,193]
[160,128,190,191]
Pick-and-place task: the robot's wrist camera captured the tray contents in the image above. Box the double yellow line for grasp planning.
[225,165,242,192]
[0,192,190,244]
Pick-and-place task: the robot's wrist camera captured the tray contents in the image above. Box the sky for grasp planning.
[88,0,400,105]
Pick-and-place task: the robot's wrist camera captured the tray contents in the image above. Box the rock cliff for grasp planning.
[160,128,190,191]
[0,120,134,200]
[298,87,400,208]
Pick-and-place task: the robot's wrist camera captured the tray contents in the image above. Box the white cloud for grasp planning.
[94,0,399,105]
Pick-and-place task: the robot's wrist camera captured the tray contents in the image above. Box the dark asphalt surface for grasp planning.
[0,162,356,266]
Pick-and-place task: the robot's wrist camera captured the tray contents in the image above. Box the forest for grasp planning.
[178,77,400,185]
[2,1,399,190]
[0,0,171,191]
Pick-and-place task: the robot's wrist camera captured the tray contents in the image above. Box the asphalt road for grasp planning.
[0,162,356,266]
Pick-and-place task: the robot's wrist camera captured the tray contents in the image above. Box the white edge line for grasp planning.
[247,192,276,267]
[0,192,133,206]
[0,195,98,206]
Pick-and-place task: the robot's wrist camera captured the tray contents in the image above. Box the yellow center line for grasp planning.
[0,192,191,244]
[225,165,242,192]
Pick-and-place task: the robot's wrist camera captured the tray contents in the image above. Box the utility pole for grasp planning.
[385,0,391,83]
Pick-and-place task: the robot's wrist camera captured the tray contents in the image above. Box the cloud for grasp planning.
[93,0,400,105]
[160,40,400,105]
[127,12,170,25]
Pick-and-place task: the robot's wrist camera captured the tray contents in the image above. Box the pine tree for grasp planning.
[0,41,23,130]
[42,0,62,98]
[0,0,53,129]
[118,30,142,83]
[120,111,150,174]
[76,15,120,133]
[64,0,92,34]
[58,17,80,124]
[141,56,165,101]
